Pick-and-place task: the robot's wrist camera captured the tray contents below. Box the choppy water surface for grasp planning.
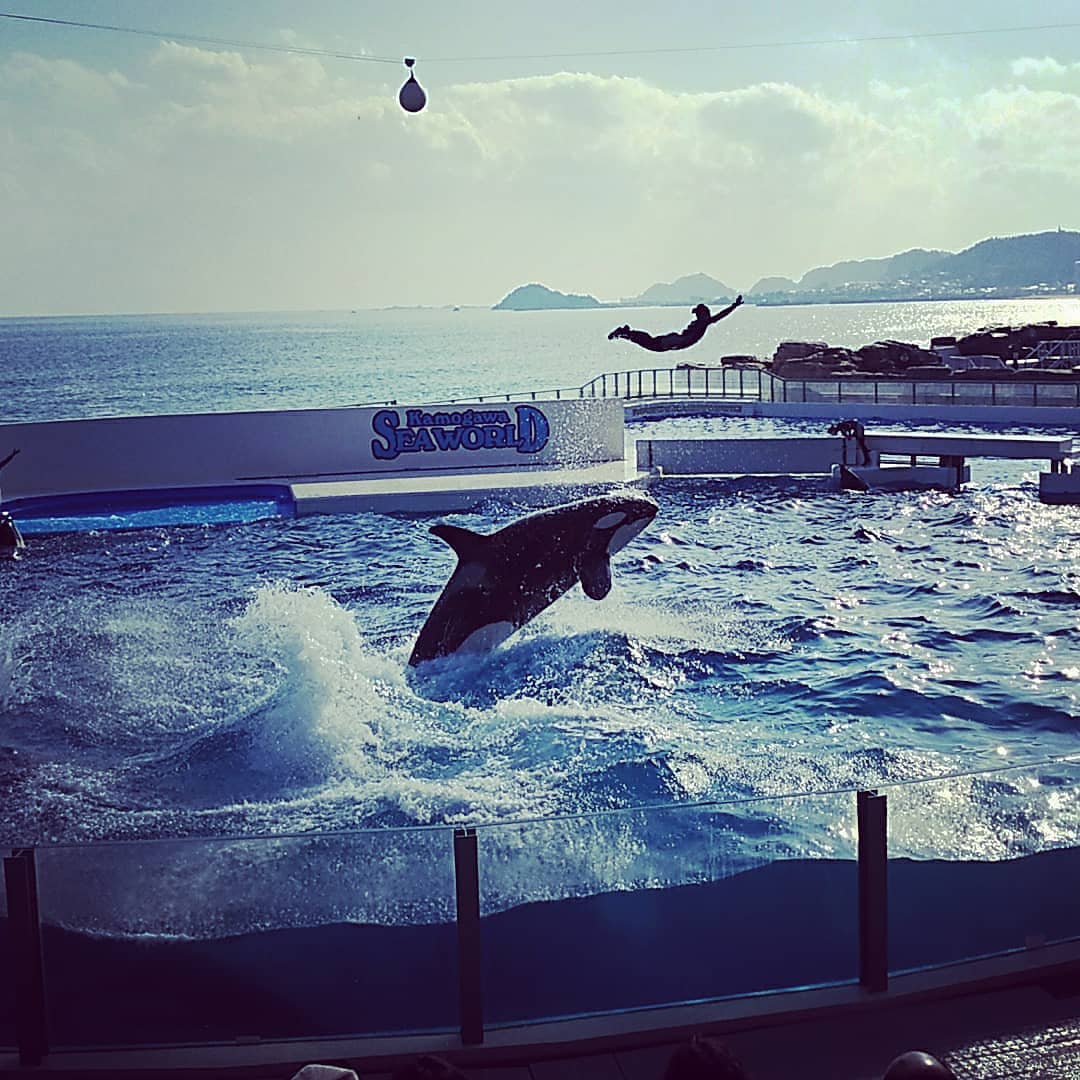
[0,300,1077,934]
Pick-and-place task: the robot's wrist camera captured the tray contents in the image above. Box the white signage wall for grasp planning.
[0,399,624,499]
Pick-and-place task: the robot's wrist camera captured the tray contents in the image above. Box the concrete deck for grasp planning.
[289,460,641,515]
[7,977,1077,1079]
[864,431,1074,463]
[7,946,1077,1079]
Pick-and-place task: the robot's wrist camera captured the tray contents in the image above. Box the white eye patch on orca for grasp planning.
[593,511,627,530]
[607,517,650,554]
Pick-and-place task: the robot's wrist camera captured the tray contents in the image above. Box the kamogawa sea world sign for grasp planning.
[370,404,550,461]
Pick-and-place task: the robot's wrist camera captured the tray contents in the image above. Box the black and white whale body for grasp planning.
[0,512,25,559]
[409,492,658,666]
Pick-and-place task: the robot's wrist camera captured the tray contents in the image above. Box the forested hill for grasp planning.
[941,231,1080,287]
[766,230,1080,296]
[493,283,601,310]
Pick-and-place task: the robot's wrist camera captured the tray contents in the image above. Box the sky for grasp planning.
[3,1,1080,315]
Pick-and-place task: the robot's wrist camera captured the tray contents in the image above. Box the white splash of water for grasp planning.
[0,630,28,709]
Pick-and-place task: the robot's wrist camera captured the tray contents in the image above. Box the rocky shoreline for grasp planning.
[724,322,1080,380]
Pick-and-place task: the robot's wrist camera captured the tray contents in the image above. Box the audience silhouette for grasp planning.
[882,1050,955,1079]
[663,1034,749,1079]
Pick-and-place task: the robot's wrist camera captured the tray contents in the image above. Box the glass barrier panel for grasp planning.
[887,760,1080,975]
[874,381,914,402]
[35,826,457,1048]
[911,381,951,405]
[477,791,857,1026]
[1034,381,1080,406]
[951,382,990,405]
[801,380,839,403]
[991,382,1016,405]
[836,382,878,403]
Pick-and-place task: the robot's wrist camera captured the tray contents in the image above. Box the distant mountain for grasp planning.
[629,272,736,306]
[942,231,1080,286]
[789,231,1080,293]
[797,248,949,290]
[494,283,600,311]
[748,275,798,295]
[493,230,1080,311]
[747,230,1080,304]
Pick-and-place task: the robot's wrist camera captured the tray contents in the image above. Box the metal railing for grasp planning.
[1024,335,1080,363]
[359,365,1080,411]
[767,374,1080,408]
[579,365,765,401]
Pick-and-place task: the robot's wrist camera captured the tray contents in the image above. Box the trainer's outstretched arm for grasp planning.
[709,295,743,324]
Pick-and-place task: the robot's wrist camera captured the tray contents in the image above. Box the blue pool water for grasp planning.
[8,485,295,535]
[0,301,1077,936]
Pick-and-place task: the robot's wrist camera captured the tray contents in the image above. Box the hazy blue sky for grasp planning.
[3,1,1080,314]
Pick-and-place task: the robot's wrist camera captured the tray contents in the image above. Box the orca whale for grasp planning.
[0,511,25,560]
[409,492,658,666]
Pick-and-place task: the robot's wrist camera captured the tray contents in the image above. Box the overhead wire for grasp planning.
[0,11,401,64]
[2,9,1080,68]
[425,22,1080,62]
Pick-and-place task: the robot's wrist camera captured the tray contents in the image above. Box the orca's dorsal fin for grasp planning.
[430,523,489,562]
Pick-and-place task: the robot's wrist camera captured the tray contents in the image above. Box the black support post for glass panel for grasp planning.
[453,828,484,1045]
[3,847,49,1066]
[857,790,888,993]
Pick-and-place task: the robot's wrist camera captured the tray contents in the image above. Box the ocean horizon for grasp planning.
[4,295,1080,423]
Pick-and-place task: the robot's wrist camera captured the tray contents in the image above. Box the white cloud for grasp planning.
[4,32,1080,313]
[1010,56,1071,79]
[144,41,355,141]
[0,51,131,103]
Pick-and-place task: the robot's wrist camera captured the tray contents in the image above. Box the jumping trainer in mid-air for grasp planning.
[608,295,743,353]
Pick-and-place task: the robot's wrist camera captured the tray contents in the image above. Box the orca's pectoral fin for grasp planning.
[579,551,612,600]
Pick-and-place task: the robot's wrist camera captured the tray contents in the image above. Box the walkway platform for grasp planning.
[864,431,1074,465]
[5,947,1077,1079]
[636,430,1074,484]
[289,460,641,515]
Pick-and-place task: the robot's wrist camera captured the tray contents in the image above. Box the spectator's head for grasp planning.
[883,1050,954,1079]
[290,1066,358,1080]
[663,1035,749,1080]
[390,1055,469,1080]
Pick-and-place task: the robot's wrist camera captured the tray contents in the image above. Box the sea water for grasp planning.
[0,299,1077,936]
